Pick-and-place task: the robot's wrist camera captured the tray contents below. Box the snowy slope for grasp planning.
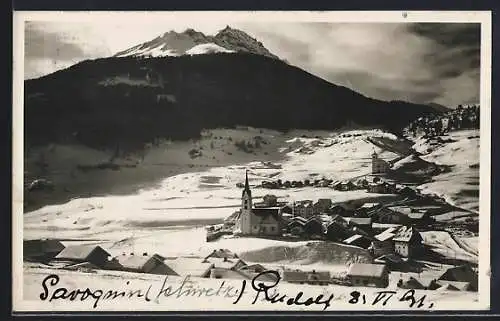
[411,130,479,212]
[24,128,401,244]
[185,43,235,55]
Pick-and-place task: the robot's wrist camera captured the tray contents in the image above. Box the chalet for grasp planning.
[343,234,372,249]
[328,204,355,217]
[371,227,399,255]
[281,204,293,214]
[325,221,350,242]
[338,181,357,191]
[374,254,406,271]
[281,213,294,224]
[375,207,410,224]
[163,257,214,278]
[392,226,423,258]
[23,239,65,262]
[345,217,372,229]
[209,267,254,280]
[438,265,478,291]
[371,152,390,174]
[206,256,247,271]
[293,200,314,218]
[360,203,381,211]
[287,220,306,235]
[238,171,282,236]
[116,254,179,275]
[313,199,333,214]
[303,217,325,237]
[239,263,267,274]
[54,245,111,268]
[347,263,389,288]
[367,183,387,194]
[407,212,434,227]
[205,249,239,260]
[397,276,426,290]
[356,178,370,188]
[437,280,475,292]
[283,270,331,285]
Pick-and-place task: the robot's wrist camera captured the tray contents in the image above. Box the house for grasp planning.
[374,254,406,271]
[392,226,423,258]
[371,228,398,255]
[205,249,239,260]
[23,239,65,262]
[328,204,355,217]
[347,263,389,288]
[343,234,372,249]
[116,254,179,275]
[338,181,357,191]
[356,178,370,188]
[293,200,314,218]
[397,276,426,290]
[163,257,214,278]
[367,183,387,194]
[283,270,331,285]
[238,171,282,236]
[283,270,308,284]
[209,267,253,280]
[313,199,332,214]
[360,203,381,211]
[372,152,390,174]
[287,220,306,236]
[407,212,434,227]
[239,263,267,274]
[376,207,410,224]
[438,265,478,291]
[54,245,111,268]
[303,217,325,237]
[437,280,475,292]
[325,221,350,242]
[345,217,372,229]
[205,256,247,271]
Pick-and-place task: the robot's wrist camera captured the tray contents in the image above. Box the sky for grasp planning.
[24,20,481,108]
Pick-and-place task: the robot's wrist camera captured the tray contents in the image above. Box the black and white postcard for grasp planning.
[12,11,492,312]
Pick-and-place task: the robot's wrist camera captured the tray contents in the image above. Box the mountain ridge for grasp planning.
[25,52,441,153]
[114,26,279,60]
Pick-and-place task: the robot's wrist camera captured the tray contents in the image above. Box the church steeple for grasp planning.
[242,170,252,198]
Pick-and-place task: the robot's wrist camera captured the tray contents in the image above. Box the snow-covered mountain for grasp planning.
[114,26,278,59]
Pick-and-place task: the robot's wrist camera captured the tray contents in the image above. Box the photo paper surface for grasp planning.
[12,10,492,312]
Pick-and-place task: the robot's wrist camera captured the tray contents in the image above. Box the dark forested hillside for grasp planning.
[25,53,440,152]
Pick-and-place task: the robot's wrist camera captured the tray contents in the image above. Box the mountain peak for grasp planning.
[114,26,279,60]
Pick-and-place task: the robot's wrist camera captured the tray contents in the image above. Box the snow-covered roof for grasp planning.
[347,263,387,278]
[164,257,214,277]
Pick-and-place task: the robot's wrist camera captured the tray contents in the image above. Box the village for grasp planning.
[23,150,479,294]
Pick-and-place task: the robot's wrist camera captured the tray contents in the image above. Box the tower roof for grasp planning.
[242,170,252,198]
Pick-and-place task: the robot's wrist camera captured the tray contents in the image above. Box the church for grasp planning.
[237,171,282,236]
[371,151,390,174]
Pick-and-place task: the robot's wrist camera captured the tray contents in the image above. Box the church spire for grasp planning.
[242,170,252,197]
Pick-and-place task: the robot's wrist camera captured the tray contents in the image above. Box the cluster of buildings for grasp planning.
[258,151,396,193]
[232,171,435,244]
[23,239,477,292]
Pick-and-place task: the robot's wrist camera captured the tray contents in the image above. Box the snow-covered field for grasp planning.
[411,130,480,213]
[19,265,480,311]
[19,127,483,311]
[24,128,400,243]
[421,231,478,264]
